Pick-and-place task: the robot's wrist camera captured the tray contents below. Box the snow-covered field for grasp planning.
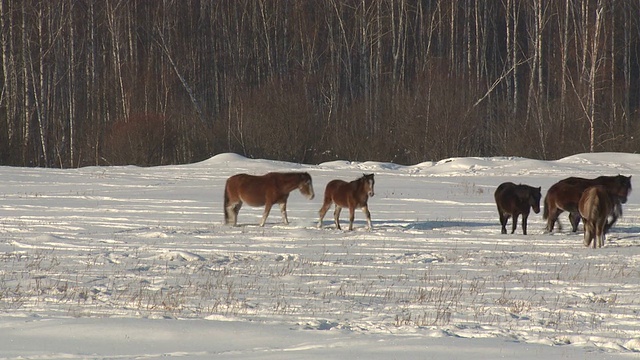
[1,152,639,359]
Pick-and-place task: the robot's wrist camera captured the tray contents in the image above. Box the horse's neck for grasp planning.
[354,179,367,198]
[282,174,301,192]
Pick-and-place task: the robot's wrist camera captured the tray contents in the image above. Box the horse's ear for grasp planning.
[538,187,541,191]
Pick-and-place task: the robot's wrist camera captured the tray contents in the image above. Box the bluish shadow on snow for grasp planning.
[368,220,493,231]
[404,220,492,231]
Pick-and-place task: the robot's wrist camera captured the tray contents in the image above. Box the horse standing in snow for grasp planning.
[494,182,541,235]
[318,174,375,231]
[224,172,314,226]
[578,185,622,248]
[543,175,631,233]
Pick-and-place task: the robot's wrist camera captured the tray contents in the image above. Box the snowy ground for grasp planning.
[1,152,639,359]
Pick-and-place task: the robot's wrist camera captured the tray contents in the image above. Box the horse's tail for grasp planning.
[542,192,549,220]
[223,183,230,224]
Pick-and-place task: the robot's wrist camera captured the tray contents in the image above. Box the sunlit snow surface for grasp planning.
[1,153,639,359]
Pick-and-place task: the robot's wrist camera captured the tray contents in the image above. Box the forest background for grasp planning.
[1,0,639,168]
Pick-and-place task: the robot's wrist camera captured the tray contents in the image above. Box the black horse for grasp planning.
[494,182,542,235]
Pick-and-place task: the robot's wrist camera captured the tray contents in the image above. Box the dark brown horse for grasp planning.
[544,175,631,233]
[224,172,314,226]
[494,182,542,235]
[579,185,622,248]
[318,174,375,231]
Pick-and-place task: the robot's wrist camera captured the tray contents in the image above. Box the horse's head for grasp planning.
[362,173,375,197]
[529,186,542,214]
[614,175,632,203]
[298,172,315,200]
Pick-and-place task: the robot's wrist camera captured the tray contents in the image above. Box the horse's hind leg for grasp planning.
[583,222,594,247]
[545,205,561,233]
[511,214,519,234]
[596,231,605,248]
[225,201,242,226]
[595,220,606,248]
[318,201,332,228]
[498,213,509,234]
[333,205,343,230]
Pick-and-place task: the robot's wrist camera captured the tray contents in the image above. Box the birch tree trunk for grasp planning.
[588,0,604,152]
[1,0,15,147]
[560,0,570,138]
[31,6,47,166]
[21,1,31,165]
[68,0,75,167]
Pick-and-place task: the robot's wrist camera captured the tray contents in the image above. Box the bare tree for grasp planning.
[2,0,640,166]
[588,0,605,152]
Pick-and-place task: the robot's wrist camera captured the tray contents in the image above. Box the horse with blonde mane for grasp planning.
[318,174,375,231]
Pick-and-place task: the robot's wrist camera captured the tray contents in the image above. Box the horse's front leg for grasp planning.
[521,213,528,235]
[279,202,289,225]
[362,205,372,230]
[348,207,356,231]
[604,208,619,233]
[259,203,273,227]
[569,212,581,232]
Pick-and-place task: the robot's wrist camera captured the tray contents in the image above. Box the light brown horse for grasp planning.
[494,182,541,235]
[224,172,314,226]
[544,175,631,233]
[318,174,375,231]
[579,185,622,248]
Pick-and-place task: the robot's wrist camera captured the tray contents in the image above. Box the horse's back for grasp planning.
[549,177,591,194]
[324,179,348,200]
[546,179,587,209]
[226,173,261,191]
[225,173,269,206]
[561,176,590,185]
[495,182,516,195]
[494,182,515,205]
[225,173,249,193]
[495,182,539,213]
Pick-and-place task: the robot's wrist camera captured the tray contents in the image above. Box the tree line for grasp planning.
[1,0,639,167]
